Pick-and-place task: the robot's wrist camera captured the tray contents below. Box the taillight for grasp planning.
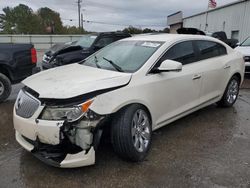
[31,48,37,64]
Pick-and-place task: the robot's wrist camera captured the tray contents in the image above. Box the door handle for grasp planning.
[192,74,202,80]
[224,65,231,69]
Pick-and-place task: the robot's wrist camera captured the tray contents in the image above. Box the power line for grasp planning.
[62,18,166,28]
[83,20,127,26]
[83,20,165,28]
[62,18,78,21]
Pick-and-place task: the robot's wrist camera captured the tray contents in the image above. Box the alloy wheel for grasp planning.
[226,79,239,104]
[131,109,150,153]
[0,81,4,96]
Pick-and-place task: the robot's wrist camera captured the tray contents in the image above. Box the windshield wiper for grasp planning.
[102,57,124,72]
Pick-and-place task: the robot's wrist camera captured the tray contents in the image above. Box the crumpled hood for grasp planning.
[46,41,79,56]
[23,64,132,99]
[235,46,250,56]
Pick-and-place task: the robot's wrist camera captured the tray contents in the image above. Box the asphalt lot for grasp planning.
[0,75,250,187]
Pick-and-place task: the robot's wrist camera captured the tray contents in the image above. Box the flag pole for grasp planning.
[205,1,209,31]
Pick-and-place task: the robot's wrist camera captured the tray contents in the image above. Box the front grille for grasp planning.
[15,90,40,118]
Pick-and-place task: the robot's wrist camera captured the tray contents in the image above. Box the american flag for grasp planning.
[208,0,217,8]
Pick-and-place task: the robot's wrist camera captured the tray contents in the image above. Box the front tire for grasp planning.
[0,73,12,103]
[217,75,240,107]
[111,104,152,162]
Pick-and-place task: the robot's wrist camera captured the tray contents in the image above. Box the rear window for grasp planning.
[195,40,227,61]
[75,35,97,48]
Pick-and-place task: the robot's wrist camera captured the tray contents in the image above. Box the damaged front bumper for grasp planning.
[15,131,95,168]
[14,105,105,168]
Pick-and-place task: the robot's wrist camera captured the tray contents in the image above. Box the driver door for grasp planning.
[145,41,203,129]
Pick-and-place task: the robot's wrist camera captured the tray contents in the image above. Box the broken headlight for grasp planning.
[40,99,94,122]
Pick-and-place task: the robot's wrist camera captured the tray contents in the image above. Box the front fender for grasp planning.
[89,87,155,125]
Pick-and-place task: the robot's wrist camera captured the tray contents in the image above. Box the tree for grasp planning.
[0,7,16,33]
[63,26,87,34]
[123,26,142,34]
[37,7,64,34]
[13,4,43,34]
[0,4,88,34]
[142,28,157,33]
[0,4,43,34]
[122,26,169,35]
[160,27,170,33]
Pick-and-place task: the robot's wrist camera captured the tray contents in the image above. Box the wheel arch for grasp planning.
[232,72,242,84]
[0,65,12,81]
[115,102,153,125]
[221,72,242,97]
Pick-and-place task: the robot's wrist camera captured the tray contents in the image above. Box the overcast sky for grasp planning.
[0,0,237,31]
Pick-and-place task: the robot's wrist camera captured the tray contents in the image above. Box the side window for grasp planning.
[159,41,196,65]
[94,37,114,48]
[195,40,227,61]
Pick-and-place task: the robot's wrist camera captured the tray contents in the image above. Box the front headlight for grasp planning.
[40,99,94,122]
[42,55,47,62]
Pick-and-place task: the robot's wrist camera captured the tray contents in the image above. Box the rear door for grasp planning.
[194,40,228,103]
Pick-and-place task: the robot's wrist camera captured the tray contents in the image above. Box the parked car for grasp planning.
[42,32,131,70]
[177,28,238,48]
[177,28,206,35]
[0,44,37,102]
[14,34,244,168]
[235,37,250,75]
[211,31,239,48]
[45,41,77,55]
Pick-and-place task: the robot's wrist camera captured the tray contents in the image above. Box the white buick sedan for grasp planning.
[14,34,245,168]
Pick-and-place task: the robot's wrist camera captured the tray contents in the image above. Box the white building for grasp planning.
[183,0,250,42]
[167,11,183,33]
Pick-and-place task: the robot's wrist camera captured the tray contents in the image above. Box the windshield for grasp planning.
[75,35,97,48]
[82,40,163,73]
[241,37,250,47]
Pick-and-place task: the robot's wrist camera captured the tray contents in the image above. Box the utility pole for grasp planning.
[81,13,84,32]
[77,0,82,29]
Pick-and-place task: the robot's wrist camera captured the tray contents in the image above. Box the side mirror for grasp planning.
[152,60,182,73]
[236,42,241,47]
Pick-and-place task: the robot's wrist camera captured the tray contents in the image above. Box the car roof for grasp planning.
[90,32,131,37]
[122,33,219,43]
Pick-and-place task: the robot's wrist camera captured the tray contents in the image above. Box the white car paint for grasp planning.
[13,34,245,168]
[23,63,132,99]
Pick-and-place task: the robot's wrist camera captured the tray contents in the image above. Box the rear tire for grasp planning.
[217,75,240,107]
[111,104,152,162]
[0,73,12,103]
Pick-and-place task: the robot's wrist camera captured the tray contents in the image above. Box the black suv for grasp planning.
[42,32,131,70]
